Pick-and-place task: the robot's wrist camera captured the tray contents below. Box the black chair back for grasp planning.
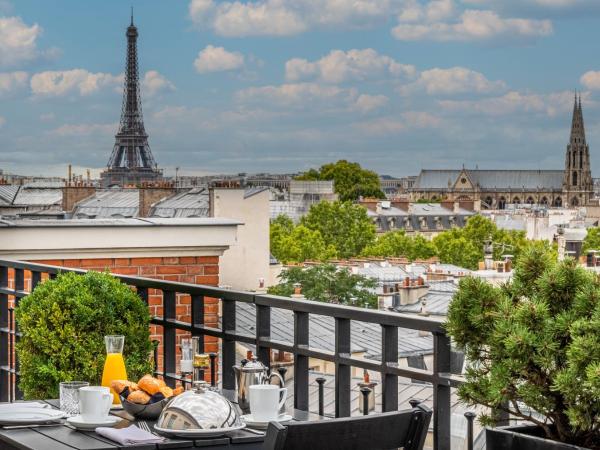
[263,404,432,450]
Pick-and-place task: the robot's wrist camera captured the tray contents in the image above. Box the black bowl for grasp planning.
[119,394,171,420]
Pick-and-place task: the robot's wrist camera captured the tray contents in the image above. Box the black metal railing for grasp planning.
[0,259,462,450]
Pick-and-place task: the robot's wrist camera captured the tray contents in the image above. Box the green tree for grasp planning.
[268,264,378,308]
[301,201,376,258]
[362,230,436,261]
[296,160,385,201]
[15,271,153,399]
[433,230,482,269]
[446,247,600,448]
[272,225,337,263]
[582,227,600,253]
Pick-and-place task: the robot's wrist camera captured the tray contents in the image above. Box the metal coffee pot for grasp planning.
[233,356,284,412]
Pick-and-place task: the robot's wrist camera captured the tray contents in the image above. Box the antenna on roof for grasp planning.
[131,6,134,26]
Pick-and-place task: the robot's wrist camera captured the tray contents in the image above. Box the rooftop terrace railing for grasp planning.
[0,259,462,450]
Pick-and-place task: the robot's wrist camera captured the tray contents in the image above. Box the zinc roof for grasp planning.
[414,169,564,190]
[73,189,139,218]
[13,188,62,206]
[150,188,209,218]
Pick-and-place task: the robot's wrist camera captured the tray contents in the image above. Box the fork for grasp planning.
[136,421,155,435]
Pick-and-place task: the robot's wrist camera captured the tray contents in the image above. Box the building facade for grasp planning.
[410,95,594,209]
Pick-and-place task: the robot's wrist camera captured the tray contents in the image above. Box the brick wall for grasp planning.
[7,255,221,384]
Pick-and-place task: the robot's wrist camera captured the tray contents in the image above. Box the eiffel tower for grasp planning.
[100,12,162,187]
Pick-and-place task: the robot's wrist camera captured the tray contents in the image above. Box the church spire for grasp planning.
[570,93,586,144]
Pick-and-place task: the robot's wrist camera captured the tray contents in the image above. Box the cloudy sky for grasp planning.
[2,0,600,178]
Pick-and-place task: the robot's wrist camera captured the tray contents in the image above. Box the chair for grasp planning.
[262,404,432,450]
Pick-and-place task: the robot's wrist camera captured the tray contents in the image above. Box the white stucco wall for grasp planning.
[211,188,271,291]
[0,217,240,260]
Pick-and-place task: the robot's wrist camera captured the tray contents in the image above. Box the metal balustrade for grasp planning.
[0,259,462,450]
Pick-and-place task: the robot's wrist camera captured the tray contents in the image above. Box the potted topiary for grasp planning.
[446,247,600,449]
[16,271,153,399]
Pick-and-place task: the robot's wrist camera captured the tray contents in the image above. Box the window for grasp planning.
[540,197,548,206]
[513,197,521,205]
[498,197,506,210]
[483,196,493,209]
[573,171,578,186]
[571,197,579,207]
[527,196,535,205]
[554,197,562,207]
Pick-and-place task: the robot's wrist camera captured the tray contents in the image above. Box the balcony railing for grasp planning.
[0,259,462,450]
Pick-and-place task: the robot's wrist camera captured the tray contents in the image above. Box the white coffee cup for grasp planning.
[249,384,288,422]
[78,386,112,422]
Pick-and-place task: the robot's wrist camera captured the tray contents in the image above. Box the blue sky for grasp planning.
[2,0,600,178]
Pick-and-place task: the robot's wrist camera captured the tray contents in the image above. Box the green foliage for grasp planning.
[15,271,153,400]
[296,160,385,201]
[583,227,600,254]
[433,229,482,269]
[446,246,600,448]
[362,230,436,260]
[268,264,378,308]
[301,201,376,259]
[271,224,337,263]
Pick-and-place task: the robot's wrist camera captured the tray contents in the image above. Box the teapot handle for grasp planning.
[268,371,285,387]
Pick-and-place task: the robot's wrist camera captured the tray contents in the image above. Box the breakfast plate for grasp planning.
[0,408,65,425]
[66,415,120,430]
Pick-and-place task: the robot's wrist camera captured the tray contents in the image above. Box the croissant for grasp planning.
[110,380,139,395]
[137,374,162,395]
[127,390,151,404]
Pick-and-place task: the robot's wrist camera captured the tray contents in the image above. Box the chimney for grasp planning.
[291,283,305,299]
[62,185,96,212]
[139,185,176,217]
[68,164,72,184]
[391,199,409,211]
[398,277,429,306]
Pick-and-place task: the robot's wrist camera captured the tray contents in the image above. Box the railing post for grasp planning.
[30,271,42,291]
[335,317,351,418]
[381,324,398,412]
[14,268,24,400]
[316,377,326,417]
[0,266,7,402]
[256,304,271,368]
[221,298,236,390]
[163,290,176,388]
[465,411,476,450]
[293,311,309,411]
[433,332,452,450]
[191,295,205,381]
[137,287,148,305]
[360,386,371,416]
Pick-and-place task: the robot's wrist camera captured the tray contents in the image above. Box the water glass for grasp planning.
[59,381,89,416]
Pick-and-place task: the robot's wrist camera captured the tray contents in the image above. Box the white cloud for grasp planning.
[285,48,416,83]
[353,94,389,113]
[0,116,5,128]
[236,82,386,114]
[400,66,506,95]
[392,8,553,42]
[39,112,55,122]
[0,16,42,67]
[580,71,600,90]
[30,69,122,97]
[0,71,28,96]
[142,70,175,96]
[194,45,245,74]
[189,0,399,37]
[439,90,576,116]
[50,123,117,137]
[358,111,442,134]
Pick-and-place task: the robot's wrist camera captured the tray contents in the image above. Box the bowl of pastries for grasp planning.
[111,375,184,419]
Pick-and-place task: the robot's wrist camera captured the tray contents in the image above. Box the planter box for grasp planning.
[486,425,590,450]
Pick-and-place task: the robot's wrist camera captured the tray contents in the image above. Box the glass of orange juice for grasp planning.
[101,335,127,405]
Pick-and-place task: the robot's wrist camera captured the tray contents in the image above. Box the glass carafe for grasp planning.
[101,335,128,405]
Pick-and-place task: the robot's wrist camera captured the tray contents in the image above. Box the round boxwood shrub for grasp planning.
[16,271,153,399]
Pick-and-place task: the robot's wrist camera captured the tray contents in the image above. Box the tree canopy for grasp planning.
[582,227,600,254]
[268,264,378,308]
[300,201,376,259]
[296,160,385,201]
[446,247,600,447]
[362,230,436,260]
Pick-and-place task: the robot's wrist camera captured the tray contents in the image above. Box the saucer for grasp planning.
[241,414,293,429]
[66,415,120,430]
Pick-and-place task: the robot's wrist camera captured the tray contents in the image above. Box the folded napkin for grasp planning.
[0,402,50,410]
[95,425,164,445]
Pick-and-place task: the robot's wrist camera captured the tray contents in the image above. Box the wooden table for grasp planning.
[0,391,322,450]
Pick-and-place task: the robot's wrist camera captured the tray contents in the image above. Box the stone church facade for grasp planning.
[410,95,594,210]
